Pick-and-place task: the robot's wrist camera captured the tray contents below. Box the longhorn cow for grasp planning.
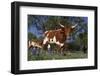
[43,23,77,54]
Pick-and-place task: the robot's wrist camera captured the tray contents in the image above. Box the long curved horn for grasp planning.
[59,23,64,27]
[72,23,78,28]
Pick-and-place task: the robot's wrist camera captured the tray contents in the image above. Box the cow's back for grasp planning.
[44,29,66,43]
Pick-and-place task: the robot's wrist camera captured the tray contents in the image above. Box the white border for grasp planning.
[20,6,95,70]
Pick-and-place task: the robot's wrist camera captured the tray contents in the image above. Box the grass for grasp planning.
[28,49,87,61]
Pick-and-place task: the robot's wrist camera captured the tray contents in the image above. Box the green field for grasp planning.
[28,50,87,61]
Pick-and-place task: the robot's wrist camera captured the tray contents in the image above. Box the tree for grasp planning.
[74,32,87,51]
[28,32,37,40]
[43,16,71,30]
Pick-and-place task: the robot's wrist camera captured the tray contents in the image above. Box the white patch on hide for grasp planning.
[49,36,56,43]
[60,43,64,47]
[43,35,64,48]
[53,36,56,43]
[56,41,64,47]
[43,37,48,45]
[47,44,50,49]
[49,36,64,47]
[31,42,35,46]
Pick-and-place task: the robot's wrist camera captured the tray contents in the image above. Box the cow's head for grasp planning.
[59,23,77,39]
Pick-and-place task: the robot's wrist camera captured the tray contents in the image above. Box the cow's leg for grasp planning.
[61,44,71,56]
[32,47,36,55]
[43,37,49,54]
[59,46,65,55]
[36,47,40,56]
[65,44,71,55]
[28,45,35,55]
[28,45,33,51]
[56,45,61,54]
[43,37,48,45]
[57,43,65,55]
[47,44,52,54]
[58,45,67,56]
[63,44,71,56]
[42,42,48,54]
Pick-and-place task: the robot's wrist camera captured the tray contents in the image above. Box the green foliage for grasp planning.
[43,16,70,30]
[67,32,88,51]
[28,32,37,40]
[28,15,35,28]
[71,32,88,51]
[38,36,44,40]
[78,32,88,47]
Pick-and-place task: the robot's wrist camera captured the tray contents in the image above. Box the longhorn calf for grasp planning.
[28,40,43,55]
